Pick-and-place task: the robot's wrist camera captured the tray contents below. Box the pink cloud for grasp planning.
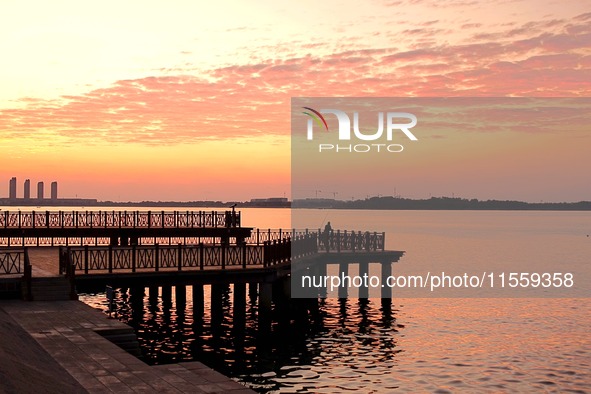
[0,11,589,145]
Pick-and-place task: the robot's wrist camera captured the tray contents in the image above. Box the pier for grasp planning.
[1,209,405,392]
[1,210,405,301]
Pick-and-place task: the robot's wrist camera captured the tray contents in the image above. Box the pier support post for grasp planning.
[339,297,348,322]
[259,282,273,310]
[149,286,158,299]
[316,263,327,299]
[310,297,323,327]
[233,282,246,323]
[130,286,145,322]
[248,282,258,303]
[148,286,159,311]
[358,262,369,299]
[357,298,369,328]
[280,276,291,299]
[338,262,348,299]
[211,284,225,334]
[381,261,392,299]
[381,298,392,328]
[175,285,186,317]
[192,284,204,319]
[258,281,273,336]
[233,282,246,351]
[272,277,289,306]
[310,296,319,312]
[320,263,327,298]
[190,283,204,358]
[274,277,291,332]
[161,285,172,309]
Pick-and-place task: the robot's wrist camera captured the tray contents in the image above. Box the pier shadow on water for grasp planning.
[80,285,404,393]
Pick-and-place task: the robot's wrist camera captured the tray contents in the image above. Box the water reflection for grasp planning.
[80,285,402,393]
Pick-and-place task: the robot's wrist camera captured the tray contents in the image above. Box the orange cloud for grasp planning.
[0,11,588,147]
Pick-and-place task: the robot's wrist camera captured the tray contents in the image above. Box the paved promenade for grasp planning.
[1,300,254,393]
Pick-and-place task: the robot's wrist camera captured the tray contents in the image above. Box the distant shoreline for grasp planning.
[292,196,591,211]
[1,196,590,211]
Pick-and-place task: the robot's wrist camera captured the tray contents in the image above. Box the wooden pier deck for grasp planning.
[0,300,254,393]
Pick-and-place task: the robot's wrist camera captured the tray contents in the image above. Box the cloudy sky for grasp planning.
[1,0,590,201]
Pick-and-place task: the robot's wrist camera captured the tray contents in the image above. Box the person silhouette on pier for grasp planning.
[323,221,332,251]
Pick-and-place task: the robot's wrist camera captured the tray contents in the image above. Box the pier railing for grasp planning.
[0,210,240,229]
[60,243,268,274]
[0,248,32,299]
[0,210,385,254]
[249,229,384,251]
[264,233,319,265]
[320,230,385,253]
[1,236,236,247]
[246,229,311,245]
[57,229,383,276]
[246,229,384,252]
[0,248,29,275]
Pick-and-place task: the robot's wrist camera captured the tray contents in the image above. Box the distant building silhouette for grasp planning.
[37,181,44,199]
[24,179,30,200]
[9,177,17,200]
[51,181,58,200]
[2,176,99,206]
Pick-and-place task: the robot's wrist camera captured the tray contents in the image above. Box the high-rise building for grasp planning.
[9,177,17,199]
[51,181,58,200]
[37,181,44,199]
[24,179,31,200]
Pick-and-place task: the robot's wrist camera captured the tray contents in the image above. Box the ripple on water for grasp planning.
[79,293,591,394]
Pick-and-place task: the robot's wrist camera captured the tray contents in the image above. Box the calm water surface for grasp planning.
[79,208,591,393]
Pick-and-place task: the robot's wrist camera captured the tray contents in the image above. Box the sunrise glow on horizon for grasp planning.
[1,1,590,202]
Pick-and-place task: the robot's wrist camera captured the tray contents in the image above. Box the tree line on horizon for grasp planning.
[292,196,591,210]
[3,196,589,210]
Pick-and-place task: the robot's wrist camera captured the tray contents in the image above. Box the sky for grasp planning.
[0,0,590,202]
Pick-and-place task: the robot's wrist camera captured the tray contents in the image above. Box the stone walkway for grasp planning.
[2,300,254,393]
